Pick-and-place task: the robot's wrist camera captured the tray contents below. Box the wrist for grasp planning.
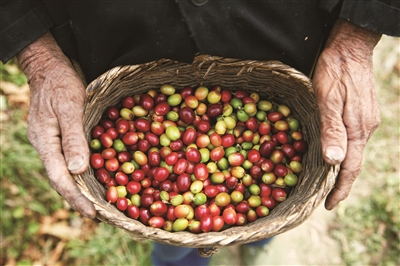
[17,32,72,80]
[324,19,382,60]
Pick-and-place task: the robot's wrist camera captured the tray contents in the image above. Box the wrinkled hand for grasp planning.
[17,32,96,218]
[313,19,382,210]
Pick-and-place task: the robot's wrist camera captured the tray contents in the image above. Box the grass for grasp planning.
[65,223,152,266]
[1,36,399,265]
[0,60,152,265]
[1,107,62,262]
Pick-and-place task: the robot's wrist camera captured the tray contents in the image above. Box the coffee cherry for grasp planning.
[148,216,165,229]
[223,208,238,225]
[284,173,299,186]
[215,192,231,207]
[90,84,309,233]
[126,204,140,219]
[105,186,118,203]
[90,153,104,169]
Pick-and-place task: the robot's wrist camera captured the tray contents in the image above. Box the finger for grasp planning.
[324,137,364,210]
[28,110,96,219]
[324,91,379,210]
[54,83,90,175]
[31,137,96,218]
[314,74,347,165]
[48,146,96,218]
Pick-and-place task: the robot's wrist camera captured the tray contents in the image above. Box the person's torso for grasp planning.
[45,1,332,82]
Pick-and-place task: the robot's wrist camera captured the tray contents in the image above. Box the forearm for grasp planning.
[323,19,381,63]
[17,32,74,81]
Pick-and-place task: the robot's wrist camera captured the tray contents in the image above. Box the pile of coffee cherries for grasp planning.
[89,85,308,233]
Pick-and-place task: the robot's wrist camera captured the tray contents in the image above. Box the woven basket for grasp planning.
[75,54,339,257]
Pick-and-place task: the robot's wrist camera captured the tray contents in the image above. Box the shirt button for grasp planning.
[191,0,208,6]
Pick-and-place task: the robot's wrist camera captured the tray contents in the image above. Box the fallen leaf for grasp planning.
[46,240,66,266]
[22,243,43,263]
[52,209,70,221]
[38,221,81,241]
[4,257,17,266]
[3,63,21,75]
[7,93,30,110]
[0,80,24,94]
[0,81,30,110]
[0,111,10,122]
[40,215,55,227]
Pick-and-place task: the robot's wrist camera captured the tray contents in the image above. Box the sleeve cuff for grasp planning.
[320,0,400,37]
[1,3,54,62]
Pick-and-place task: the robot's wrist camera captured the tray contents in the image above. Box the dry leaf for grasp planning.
[0,81,30,109]
[52,209,70,221]
[7,93,30,109]
[22,244,43,263]
[46,241,66,266]
[40,215,55,227]
[0,80,21,94]
[38,221,81,241]
[4,257,17,266]
[0,81,29,95]
[0,111,10,123]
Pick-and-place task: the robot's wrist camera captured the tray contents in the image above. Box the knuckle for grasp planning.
[371,111,381,131]
[62,135,89,155]
[333,182,352,201]
[26,127,36,145]
[26,125,42,149]
[335,189,349,202]
[49,179,62,194]
[49,177,79,200]
[331,168,358,203]
[340,168,359,183]
[62,132,84,145]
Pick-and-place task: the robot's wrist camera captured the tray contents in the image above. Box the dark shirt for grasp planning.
[1,1,399,83]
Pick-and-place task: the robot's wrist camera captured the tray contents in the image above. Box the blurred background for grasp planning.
[1,35,399,266]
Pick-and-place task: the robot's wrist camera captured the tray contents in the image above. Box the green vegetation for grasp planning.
[331,175,400,265]
[66,223,152,266]
[0,60,152,265]
[0,58,27,86]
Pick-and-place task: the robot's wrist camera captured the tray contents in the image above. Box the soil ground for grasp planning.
[208,202,344,266]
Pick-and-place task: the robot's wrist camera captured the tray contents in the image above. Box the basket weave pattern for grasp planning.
[75,55,339,253]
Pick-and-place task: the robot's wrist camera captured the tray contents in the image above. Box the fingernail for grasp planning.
[327,203,338,211]
[67,156,84,171]
[325,146,344,164]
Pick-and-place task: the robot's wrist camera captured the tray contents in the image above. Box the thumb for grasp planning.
[55,87,90,175]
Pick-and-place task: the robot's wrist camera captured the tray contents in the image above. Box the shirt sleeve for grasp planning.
[0,1,54,63]
[319,0,400,37]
